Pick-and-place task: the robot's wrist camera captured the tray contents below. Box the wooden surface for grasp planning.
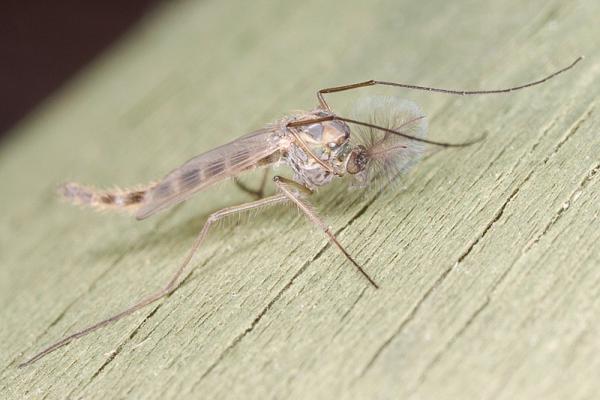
[1,0,599,399]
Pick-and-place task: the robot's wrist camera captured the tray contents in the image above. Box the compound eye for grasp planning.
[305,124,324,140]
[346,147,367,174]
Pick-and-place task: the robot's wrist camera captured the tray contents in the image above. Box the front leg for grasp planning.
[272,176,379,288]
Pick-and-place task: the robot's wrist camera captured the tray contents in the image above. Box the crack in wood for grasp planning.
[458,174,530,263]
[190,256,317,389]
[185,175,394,391]
[342,288,368,324]
[525,162,599,252]
[7,250,131,372]
[409,296,491,395]
[1,2,598,398]
[545,107,594,165]
[368,106,598,393]
[82,304,163,390]
[13,216,198,373]
[404,160,600,393]
[357,165,535,379]
[356,260,455,379]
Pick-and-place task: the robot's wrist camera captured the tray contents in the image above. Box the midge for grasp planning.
[19,57,582,367]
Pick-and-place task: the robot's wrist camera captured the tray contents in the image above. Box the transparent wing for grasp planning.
[136,126,283,219]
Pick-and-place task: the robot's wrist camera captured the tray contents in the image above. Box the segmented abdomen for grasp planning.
[58,182,154,214]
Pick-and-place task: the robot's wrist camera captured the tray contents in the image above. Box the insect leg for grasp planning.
[19,194,289,367]
[256,168,270,197]
[234,169,270,199]
[272,176,379,289]
[316,57,582,111]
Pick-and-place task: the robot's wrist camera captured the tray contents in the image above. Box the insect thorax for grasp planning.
[284,112,352,189]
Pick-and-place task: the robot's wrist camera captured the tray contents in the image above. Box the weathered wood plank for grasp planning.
[1,0,598,399]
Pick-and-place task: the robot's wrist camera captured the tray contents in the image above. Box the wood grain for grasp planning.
[1,0,598,399]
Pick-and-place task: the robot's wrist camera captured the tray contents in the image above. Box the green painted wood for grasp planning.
[1,0,598,399]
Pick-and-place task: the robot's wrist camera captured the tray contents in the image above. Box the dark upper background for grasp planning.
[0,1,161,141]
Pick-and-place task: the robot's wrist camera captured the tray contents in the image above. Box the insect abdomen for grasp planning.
[58,182,152,214]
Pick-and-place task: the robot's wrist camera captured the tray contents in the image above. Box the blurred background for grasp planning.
[0,0,161,141]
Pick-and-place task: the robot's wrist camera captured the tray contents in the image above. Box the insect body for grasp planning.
[285,115,352,187]
[20,57,582,367]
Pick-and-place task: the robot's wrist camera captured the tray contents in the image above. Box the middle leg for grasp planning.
[234,169,270,199]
